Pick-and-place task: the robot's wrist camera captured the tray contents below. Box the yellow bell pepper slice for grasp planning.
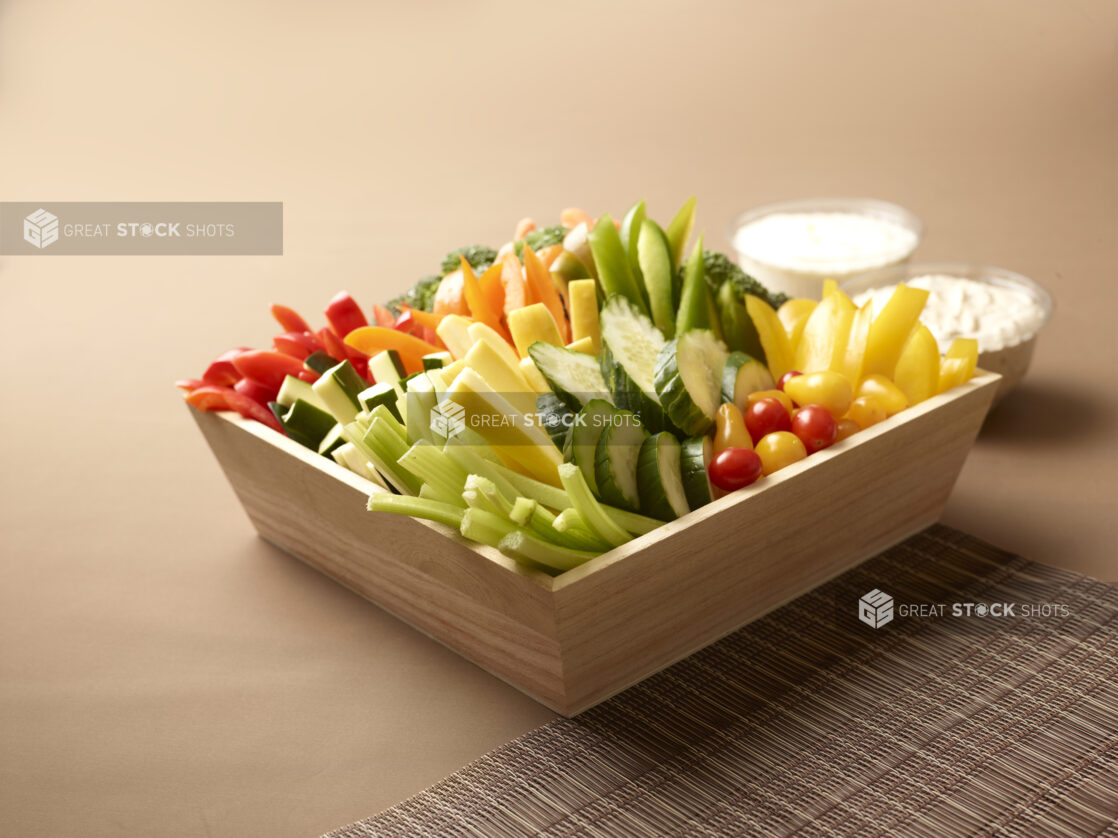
[745,294,795,382]
[840,301,874,384]
[862,283,930,379]
[794,291,855,374]
[821,278,839,298]
[937,337,979,393]
[894,325,939,405]
[777,298,819,355]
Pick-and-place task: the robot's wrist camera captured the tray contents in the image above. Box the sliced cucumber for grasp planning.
[599,294,667,431]
[721,351,775,409]
[368,349,407,385]
[680,436,714,510]
[303,351,336,375]
[593,409,648,512]
[717,282,766,360]
[312,360,366,425]
[316,422,345,456]
[277,374,328,411]
[535,392,575,450]
[654,329,728,436]
[422,351,452,370]
[358,382,402,422]
[528,342,611,412]
[637,219,676,340]
[281,398,337,450]
[637,433,690,521]
[570,399,616,495]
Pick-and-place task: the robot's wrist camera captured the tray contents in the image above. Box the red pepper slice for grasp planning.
[231,350,305,390]
[270,304,311,334]
[325,291,368,337]
[175,378,207,391]
[234,376,280,406]
[273,330,322,360]
[393,309,417,334]
[297,368,321,383]
[202,347,251,387]
[372,304,396,327]
[184,385,284,433]
[318,327,348,362]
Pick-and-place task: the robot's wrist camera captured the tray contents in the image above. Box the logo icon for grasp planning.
[23,208,59,249]
[858,589,894,628]
[430,399,466,439]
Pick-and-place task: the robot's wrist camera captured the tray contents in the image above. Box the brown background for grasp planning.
[2,1,1116,836]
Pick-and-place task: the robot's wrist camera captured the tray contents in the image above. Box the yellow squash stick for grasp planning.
[567,279,601,354]
[508,303,564,358]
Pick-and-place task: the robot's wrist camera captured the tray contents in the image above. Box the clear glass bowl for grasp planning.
[840,261,1054,402]
[727,197,924,299]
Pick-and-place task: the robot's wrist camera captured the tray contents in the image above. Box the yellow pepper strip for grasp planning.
[894,325,940,405]
[744,294,795,382]
[777,298,819,355]
[794,291,855,374]
[840,301,874,385]
[862,283,930,379]
[937,337,979,393]
[855,374,908,416]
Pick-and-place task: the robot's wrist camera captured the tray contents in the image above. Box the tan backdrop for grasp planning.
[2,1,1116,836]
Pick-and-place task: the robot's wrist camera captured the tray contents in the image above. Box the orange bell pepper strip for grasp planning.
[522,244,570,342]
[500,252,532,317]
[514,217,536,240]
[397,304,446,333]
[560,207,594,229]
[477,262,505,321]
[433,270,469,316]
[460,256,513,343]
[538,243,563,269]
[344,326,442,371]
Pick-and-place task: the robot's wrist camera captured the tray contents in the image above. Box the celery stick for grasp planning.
[603,506,662,536]
[553,508,611,552]
[509,497,537,526]
[460,508,518,548]
[367,493,464,529]
[498,530,598,572]
[368,404,407,441]
[489,462,574,511]
[353,420,421,495]
[443,441,519,499]
[463,475,513,517]
[461,487,503,517]
[558,464,631,548]
[397,440,469,501]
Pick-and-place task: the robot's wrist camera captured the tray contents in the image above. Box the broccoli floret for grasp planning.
[514,224,566,258]
[386,274,442,315]
[440,245,497,276]
[700,250,789,309]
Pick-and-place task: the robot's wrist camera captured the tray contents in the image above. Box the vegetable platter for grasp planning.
[183,200,1000,715]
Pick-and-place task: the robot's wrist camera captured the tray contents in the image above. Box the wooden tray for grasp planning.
[191,370,1000,716]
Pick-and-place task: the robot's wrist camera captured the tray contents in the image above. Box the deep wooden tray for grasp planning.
[191,370,999,716]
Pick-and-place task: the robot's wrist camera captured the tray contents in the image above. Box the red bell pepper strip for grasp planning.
[270,304,311,334]
[231,350,305,390]
[175,378,207,392]
[393,309,418,334]
[325,291,368,337]
[297,368,321,383]
[184,385,284,433]
[372,304,396,328]
[202,347,250,387]
[273,330,322,360]
[234,376,279,406]
[318,327,348,362]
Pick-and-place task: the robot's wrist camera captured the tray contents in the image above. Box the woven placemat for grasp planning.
[328,525,1118,837]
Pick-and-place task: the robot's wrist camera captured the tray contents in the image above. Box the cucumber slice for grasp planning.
[422,351,452,370]
[303,351,336,375]
[312,360,366,425]
[358,382,402,422]
[717,282,766,360]
[680,436,714,509]
[676,238,714,335]
[637,433,691,521]
[277,374,328,411]
[316,422,345,456]
[368,349,407,385]
[598,295,667,431]
[654,329,728,436]
[721,351,775,409]
[637,219,676,340]
[593,409,648,512]
[535,392,575,450]
[570,399,616,495]
[528,342,611,412]
[281,398,337,450]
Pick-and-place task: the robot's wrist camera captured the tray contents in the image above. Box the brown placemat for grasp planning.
[327,525,1118,837]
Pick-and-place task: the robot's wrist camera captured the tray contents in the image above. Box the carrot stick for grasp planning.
[478,261,505,320]
[521,244,570,343]
[460,256,512,343]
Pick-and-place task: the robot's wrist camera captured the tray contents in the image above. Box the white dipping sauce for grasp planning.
[732,212,920,275]
[853,274,1046,353]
